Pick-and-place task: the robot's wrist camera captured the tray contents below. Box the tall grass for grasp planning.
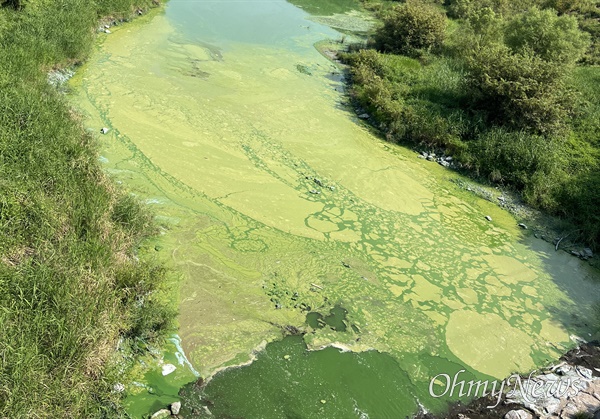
[0,1,173,417]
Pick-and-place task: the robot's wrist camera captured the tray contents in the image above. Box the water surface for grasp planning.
[69,0,600,416]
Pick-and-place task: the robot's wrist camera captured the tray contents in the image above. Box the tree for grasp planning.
[374,1,447,57]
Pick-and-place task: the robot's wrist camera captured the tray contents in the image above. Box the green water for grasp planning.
[69,0,600,417]
[306,305,349,331]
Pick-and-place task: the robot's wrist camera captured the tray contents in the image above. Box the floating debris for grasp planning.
[161,363,176,376]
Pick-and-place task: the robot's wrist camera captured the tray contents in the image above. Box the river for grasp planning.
[69,0,600,417]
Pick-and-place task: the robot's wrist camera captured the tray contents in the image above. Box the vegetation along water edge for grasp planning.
[0,0,175,417]
[344,0,600,249]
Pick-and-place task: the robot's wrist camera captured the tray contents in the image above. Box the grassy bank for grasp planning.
[0,1,174,417]
[344,0,600,247]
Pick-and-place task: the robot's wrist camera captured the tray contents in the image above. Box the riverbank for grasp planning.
[416,342,600,419]
[344,0,600,249]
[0,1,174,417]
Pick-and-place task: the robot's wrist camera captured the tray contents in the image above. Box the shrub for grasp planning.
[465,43,576,135]
[504,7,590,64]
[375,1,447,56]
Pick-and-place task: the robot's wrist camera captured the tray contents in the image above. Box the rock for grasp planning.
[342,261,350,268]
[328,185,335,191]
[113,382,125,393]
[498,196,506,202]
[170,401,181,415]
[561,402,579,418]
[577,366,594,380]
[540,396,562,415]
[594,407,600,419]
[426,155,435,161]
[439,160,450,167]
[485,215,492,221]
[151,409,171,419]
[358,113,370,119]
[313,178,323,187]
[162,363,176,376]
[420,151,428,157]
[457,414,470,419]
[505,409,533,419]
[104,29,111,34]
[417,154,426,159]
[518,223,528,229]
[572,392,600,412]
[309,189,320,195]
[100,127,109,134]
[573,377,590,393]
[562,393,600,418]
[445,156,453,162]
[573,250,582,257]
[584,248,594,258]
[556,365,572,376]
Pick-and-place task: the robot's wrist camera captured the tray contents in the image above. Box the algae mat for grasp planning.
[70,0,600,416]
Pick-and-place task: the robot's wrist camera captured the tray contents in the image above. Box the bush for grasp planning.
[446,0,542,19]
[375,1,447,56]
[346,0,600,248]
[465,43,576,135]
[504,7,590,63]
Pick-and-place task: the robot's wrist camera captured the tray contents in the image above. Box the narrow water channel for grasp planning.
[69,0,600,417]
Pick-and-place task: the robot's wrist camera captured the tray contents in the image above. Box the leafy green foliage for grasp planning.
[462,7,589,135]
[447,0,543,19]
[504,7,590,63]
[375,1,447,56]
[465,43,575,135]
[348,0,600,245]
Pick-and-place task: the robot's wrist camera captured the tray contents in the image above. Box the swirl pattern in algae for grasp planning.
[69,1,600,416]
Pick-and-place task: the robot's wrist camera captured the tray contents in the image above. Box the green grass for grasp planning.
[287,0,362,16]
[0,1,173,417]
